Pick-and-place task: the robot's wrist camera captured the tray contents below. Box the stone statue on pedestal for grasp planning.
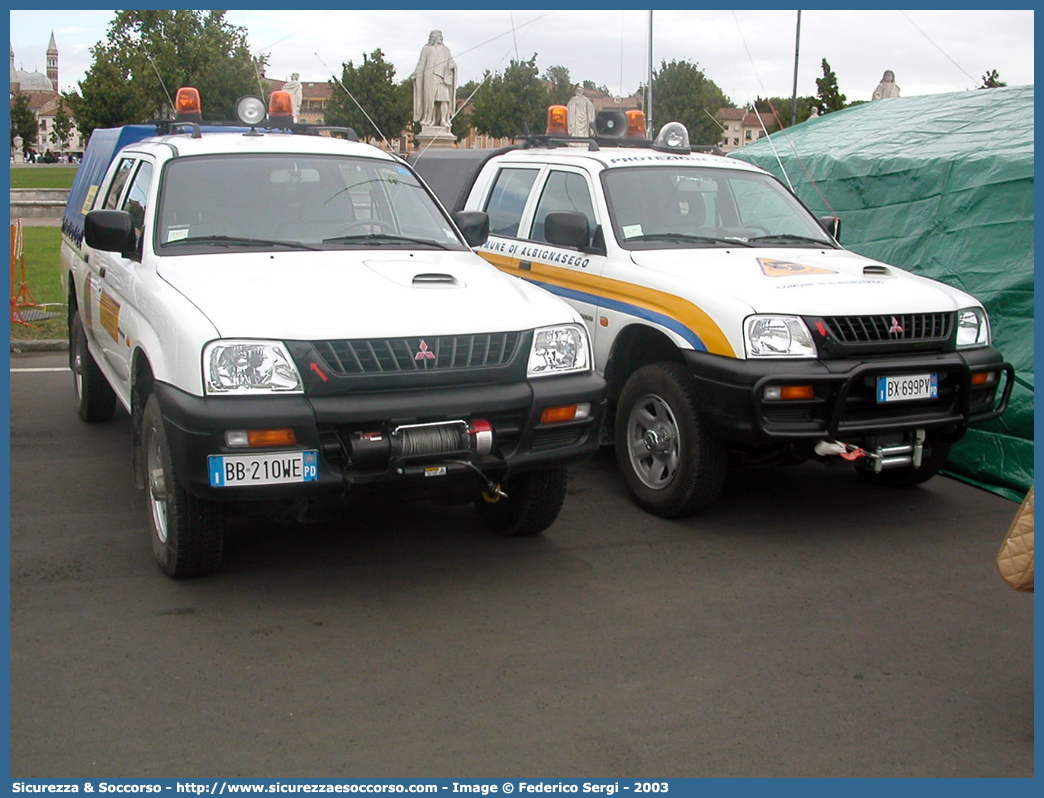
[411,30,457,131]
[283,73,303,122]
[566,87,596,137]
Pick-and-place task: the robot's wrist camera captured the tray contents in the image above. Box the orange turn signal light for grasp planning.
[764,385,815,401]
[247,428,298,447]
[540,403,591,424]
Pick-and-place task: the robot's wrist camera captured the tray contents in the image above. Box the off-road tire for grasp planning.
[70,311,117,423]
[474,467,568,537]
[142,394,224,577]
[615,361,727,517]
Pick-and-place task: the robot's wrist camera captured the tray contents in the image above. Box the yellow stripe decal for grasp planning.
[481,252,735,357]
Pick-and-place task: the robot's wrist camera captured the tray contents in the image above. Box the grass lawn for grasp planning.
[10,225,68,341]
[10,165,78,190]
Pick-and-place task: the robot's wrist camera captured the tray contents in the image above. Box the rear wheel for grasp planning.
[857,433,953,488]
[142,394,224,577]
[474,467,567,537]
[615,362,727,517]
[70,311,116,423]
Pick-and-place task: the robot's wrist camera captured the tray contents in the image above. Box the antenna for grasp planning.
[144,52,175,115]
[647,11,654,138]
[317,52,390,147]
[790,11,801,127]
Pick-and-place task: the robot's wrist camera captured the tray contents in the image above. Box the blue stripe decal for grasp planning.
[520,277,708,352]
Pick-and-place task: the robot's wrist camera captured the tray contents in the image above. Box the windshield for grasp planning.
[155,153,466,254]
[602,166,835,250]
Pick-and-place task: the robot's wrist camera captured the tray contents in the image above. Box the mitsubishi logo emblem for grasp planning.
[888,316,904,335]
[414,340,436,361]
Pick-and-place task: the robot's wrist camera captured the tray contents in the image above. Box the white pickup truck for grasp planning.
[410,112,1012,518]
[60,89,605,577]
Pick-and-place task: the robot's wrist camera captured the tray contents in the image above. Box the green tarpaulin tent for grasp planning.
[732,85,1033,501]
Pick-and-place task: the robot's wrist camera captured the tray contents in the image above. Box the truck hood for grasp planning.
[157,250,578,339]
[630,246,980,314]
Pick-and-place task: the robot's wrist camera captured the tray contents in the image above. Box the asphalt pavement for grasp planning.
[8,350,1034,778]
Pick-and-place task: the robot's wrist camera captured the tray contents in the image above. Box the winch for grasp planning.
[814,429,925,472]
[347,419,494,469]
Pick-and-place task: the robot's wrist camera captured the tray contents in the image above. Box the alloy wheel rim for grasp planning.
[146,427,170,544]
[626,393,680,490]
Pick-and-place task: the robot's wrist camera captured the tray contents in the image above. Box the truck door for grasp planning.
[478,165,607,344]
[520,167,607,342]
[89,156,154,387]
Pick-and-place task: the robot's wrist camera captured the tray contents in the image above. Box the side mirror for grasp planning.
[85,210,137,254]
[819,215,841,241]
[544,211,590,250]
[454,210,489,247]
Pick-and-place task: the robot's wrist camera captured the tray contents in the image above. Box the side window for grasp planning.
[530,171,596,244]
[122,161,154,242]
[483,168,538,237]
[103,158,136,210]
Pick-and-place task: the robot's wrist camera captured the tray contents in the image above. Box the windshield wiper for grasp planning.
[627,232,753,247]
[321,233,453,249]
[747,234,832,246]
[162,235,320,251]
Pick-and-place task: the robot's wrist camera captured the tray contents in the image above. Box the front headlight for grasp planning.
[744,315,817,358]
[203,340,303,395]
[956,307,990,349]
[527,324,591,377]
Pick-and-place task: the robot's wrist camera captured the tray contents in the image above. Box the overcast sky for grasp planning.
[9,9,1035,111]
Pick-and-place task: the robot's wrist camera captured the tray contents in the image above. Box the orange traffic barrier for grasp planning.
[10,219,40,328]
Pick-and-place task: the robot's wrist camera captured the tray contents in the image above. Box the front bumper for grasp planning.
[154,371,606,502]
[686,346,1013,445]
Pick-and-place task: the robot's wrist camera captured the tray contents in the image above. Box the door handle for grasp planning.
[99,266,107,278]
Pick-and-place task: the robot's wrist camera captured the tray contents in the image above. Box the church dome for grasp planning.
[16,68,53,92]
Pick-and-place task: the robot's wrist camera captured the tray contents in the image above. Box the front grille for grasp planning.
[313,332,522,376]
[822,313,953,345]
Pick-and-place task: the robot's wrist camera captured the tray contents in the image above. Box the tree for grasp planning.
[582,79,610,95]
[326,49,411,144]
[980,69,1007,89]
[651,59,732,145]
[815,59,847,114]
[754,95,818,128]
[64,10,264,137]
[10,94,38,150]
[470,56,546,139]
[49,102,74,150]
[544,65,573,106]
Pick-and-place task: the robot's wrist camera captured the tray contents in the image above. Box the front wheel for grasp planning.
[615,362,727,517]
[70,311,116,423]
[141,394,224,577]
[474,467,567,537]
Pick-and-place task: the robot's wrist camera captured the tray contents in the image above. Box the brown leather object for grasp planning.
[997,486,1034,592]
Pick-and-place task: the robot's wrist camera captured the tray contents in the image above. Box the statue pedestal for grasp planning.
[416,126,456,149]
